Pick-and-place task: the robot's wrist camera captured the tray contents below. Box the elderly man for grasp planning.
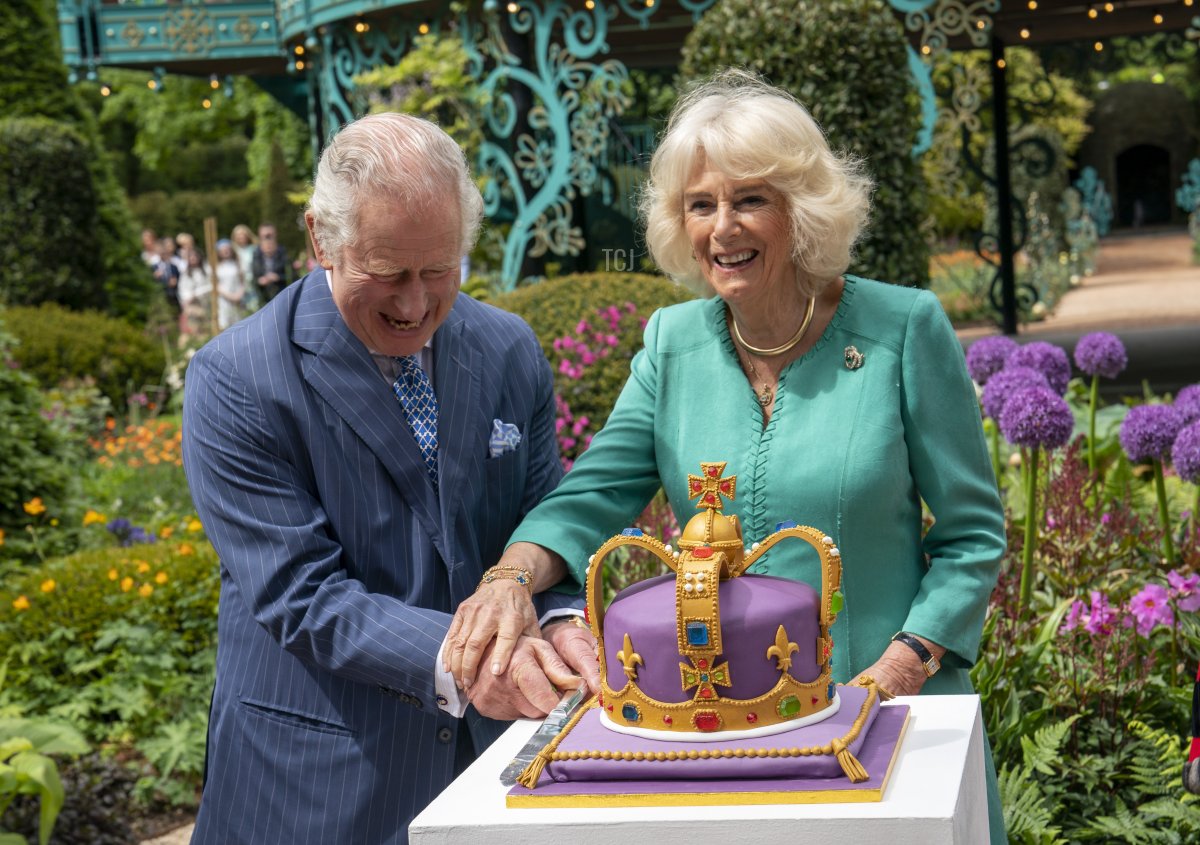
[182,113,598,844]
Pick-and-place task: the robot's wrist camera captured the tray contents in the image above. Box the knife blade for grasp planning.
[499,685,591,786]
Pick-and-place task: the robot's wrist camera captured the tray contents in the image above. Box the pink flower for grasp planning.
[581,351,595,366]
[576,320,589,334]
[1082,591,1120,636]
[605,334,618,347]
[558,360,572,375]
[555,418,566,434]
[1128,583,1174,636]
[1061,599,1087,633]
[1100,513,1111,525]
[577,416,589,428]
[1167,570,1200,612]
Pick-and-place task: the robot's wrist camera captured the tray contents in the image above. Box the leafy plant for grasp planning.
[0,718,88,845]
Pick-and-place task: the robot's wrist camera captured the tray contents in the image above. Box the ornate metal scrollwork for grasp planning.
[311,20,416,143]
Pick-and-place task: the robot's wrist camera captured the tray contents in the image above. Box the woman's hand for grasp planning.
[444,543,567,689]
[541,618,601,695]
[850,636,946,698]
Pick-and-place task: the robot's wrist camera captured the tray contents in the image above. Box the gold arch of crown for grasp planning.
[583,462,844,735]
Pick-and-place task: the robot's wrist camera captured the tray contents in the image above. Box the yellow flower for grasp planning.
[39,579,55,594]
[0,528,5,546]
[12,595,30,611]
[177,543,195,556]
[83,510,107,526]
[187,518,203,533]
[155,571,168,585]
[120,577,134,592]
[49,518,59,526]
[138,584,154,598]
[159,526,175,539]
[23,497,46,515]
[107,568,119,581]
[136,560,151,574]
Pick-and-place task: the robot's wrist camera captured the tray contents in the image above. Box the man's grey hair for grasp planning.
[307,112,484,264]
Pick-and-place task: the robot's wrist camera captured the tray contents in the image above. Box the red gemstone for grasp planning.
[703,493,716,505]
[694,713,721,732]
[598,693,603,706]
[663,715,673,725]
[746,712,758,724]
[697,658,709,669]
[691,480,702,492]
[707,467,719,477]
[699,687,713,699]
[692,546,712,559]
[811,696,819,705]
[584,606,590,623]
[720,480,731,492]
[608,704,614,711]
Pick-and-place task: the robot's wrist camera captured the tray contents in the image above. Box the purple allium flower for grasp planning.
[1128,583,1174,636]
[1073,332,1128,379]
[999,386,1074,449]
[1167,570,1200,613]
[107,518,133,540]
[1119,404,1184,463]
[1176,384,1200,425]
[1174,421,1200,483]
[1009,341,1072,395]
[981,366,1050,420]
[966,336,1018,386]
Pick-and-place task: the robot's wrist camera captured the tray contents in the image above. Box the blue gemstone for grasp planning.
[686,621,710,646]
[827,681,835,700]
[621,528,644,536]
[621,703,640,722]
[700,673,709,682]
[774,520,798,532]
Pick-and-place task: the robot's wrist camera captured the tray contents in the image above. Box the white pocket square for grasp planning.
[489,419,522,458]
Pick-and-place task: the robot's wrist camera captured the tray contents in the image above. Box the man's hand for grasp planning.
[542,619,601,695]
[445,580,540,689]
[467,636,581,720]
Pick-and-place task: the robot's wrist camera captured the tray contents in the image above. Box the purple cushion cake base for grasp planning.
[507,703,909,808]
[547,684,877,782]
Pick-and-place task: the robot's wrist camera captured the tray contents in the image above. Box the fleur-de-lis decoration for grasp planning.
[766,624,799,673]
[844,346,865,370]
[616,632,643,681]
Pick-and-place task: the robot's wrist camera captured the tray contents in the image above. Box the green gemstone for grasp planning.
[831,591,844,614]
[777,695,801,717]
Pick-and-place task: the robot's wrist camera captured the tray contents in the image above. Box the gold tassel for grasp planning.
[831,737,869,783]
[516,748,552,789]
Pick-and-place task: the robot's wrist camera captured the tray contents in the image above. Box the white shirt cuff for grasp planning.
[433,609,586,717]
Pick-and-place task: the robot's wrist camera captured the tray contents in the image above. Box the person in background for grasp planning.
[174,232,196,278]
[251,223,292,303]
[140,228,159,266]
[214,239,245,330]
[230,224,260,312]
[152,237,181,318]
[177,246,212,338]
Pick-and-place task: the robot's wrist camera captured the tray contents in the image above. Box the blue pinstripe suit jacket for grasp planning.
[182,271,568,844]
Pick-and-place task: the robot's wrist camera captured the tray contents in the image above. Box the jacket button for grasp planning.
[437,726,454,744]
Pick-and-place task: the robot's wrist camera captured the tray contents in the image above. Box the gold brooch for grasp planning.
[844,346,865,370]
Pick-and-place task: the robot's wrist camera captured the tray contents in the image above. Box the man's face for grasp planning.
[258,227,277,251]
[316,199,462,358]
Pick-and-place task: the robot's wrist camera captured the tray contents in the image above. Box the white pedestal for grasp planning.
[410,694,989,845]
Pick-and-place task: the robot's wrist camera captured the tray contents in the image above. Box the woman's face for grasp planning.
[683,158,794,307]
[232,229,250,246]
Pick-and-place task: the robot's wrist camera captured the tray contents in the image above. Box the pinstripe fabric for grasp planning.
[182,271,571,844]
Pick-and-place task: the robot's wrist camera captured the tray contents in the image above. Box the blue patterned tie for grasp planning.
[393,356,439,490]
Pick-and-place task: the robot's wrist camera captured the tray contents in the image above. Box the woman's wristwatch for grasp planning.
[891,631,941,677]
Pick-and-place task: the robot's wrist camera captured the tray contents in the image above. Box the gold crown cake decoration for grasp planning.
[516,462,880,790]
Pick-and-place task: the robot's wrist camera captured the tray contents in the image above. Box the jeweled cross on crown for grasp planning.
[688,461,736,511]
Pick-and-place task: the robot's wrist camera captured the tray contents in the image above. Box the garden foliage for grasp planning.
[0,0,152,322]
[2,304,165,413]
[680,0,930,287]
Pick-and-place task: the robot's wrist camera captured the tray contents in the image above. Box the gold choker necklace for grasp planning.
[729,296,816,357]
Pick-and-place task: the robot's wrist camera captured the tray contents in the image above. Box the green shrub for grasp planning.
[3,304,166,413]
[680,0,930,287]
[0,0,152,322]
[3,752,137,845]
[0,118,107,310]
[493,272,693,463]
[129,187,263,249]
[260,139,308,260]
[0,540,218,746]
[0,324,81,565]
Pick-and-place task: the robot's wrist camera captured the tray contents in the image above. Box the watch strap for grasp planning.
[892,631,940,677]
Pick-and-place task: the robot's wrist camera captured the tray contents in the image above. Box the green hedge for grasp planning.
[3,303,165,412]
[493,272,693,463]
[0,117,107,309]
[681,0,930,287]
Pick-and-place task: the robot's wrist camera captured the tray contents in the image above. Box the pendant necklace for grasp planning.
[729,297,816,409]
[740,351,774,409]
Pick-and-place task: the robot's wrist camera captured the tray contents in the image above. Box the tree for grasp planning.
[0,0,153,320]
[681,0,930,287]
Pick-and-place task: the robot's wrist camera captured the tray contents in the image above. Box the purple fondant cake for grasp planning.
[513,462,894,798]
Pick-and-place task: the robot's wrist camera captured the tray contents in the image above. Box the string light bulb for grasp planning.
[147,79,157,90]
[1020,28,1031,39]
[294,44,305,55]
[202,98,212,109]
[209,73,220,89]
[506,1,518,11]
[295,59,305,70]
[1094,41,1104,51]
[585,0,594,7]
[996,58,1006,69]
[100,83,111,96]
[921,44,932,55]
[1153,10,1163,23]
[1027,0,1037,8]
[1103,1,1113,11]
[975,19,985,29]
[645,0,655,6]
[1088,7,1098,18]
[418,22,430,34]
[354,20,369,33]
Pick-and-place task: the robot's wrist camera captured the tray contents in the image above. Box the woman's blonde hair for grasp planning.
[641,69,872,298]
